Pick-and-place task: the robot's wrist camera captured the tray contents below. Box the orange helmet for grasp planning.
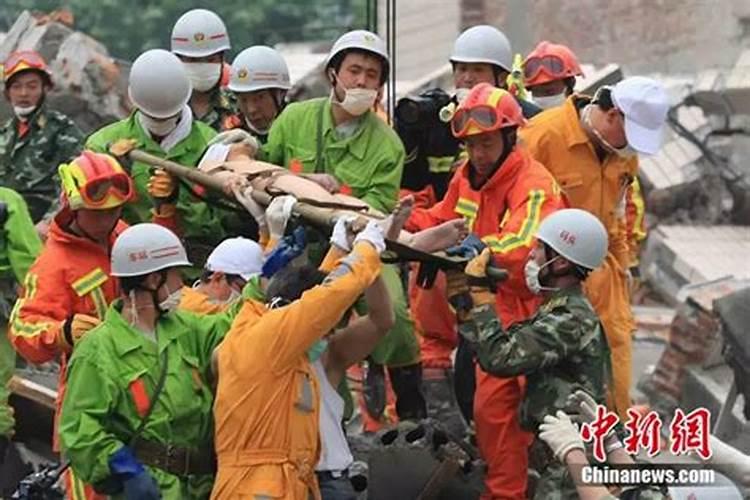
[2,50,53,86]
[523,41,583,87]
[451,83,524,139]
[58,151,135,211]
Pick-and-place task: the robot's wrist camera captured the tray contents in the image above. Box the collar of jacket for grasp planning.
[559,94,593,149]
[3,104,48,134]
[456,148,529,193]
[107,300,183,357]
[124,111,205,158]
[50,207,127,252]
[319,98,371,162]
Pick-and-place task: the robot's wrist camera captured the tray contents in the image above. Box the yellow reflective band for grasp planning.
[11,315,53,337]
[455,198,478,216]
[72,268,108,297]
[487,88,505,107]
[483,190,545,254]
[22,273,37,300]
[427,156,455,174]
[630,178,646,242]
[91,286,108,319]
[70,469,87,500]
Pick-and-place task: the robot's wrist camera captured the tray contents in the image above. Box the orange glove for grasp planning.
[60,314,101,350]
[147,169,178,202]
[465,248,495,307]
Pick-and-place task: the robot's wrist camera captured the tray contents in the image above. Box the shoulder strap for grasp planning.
[314,100,326,174]
[129,347,169,448]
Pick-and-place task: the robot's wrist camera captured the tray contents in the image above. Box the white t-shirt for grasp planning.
[313,360,354,472]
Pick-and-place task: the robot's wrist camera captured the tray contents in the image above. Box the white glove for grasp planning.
[209,129,259,154]
[266,195,297,240]
[330,216,357,252]
[231,183,266,228]
[538,410,585,463]
[566,390,622,452]
[353,220,386,254]
[706,435,750,491]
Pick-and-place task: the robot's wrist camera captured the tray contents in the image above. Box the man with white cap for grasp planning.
[171,8,236,131]
[520,76,670,421]
[179,237,265,314]
[223,46,291,144]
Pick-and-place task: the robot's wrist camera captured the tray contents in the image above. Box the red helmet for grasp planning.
[58,151,134,210]
[523,41,583,87]
[3,50,53,86]
[451,83,524,139]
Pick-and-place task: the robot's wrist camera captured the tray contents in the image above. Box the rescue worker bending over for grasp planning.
[0,187,41,494]
[211,219,388,499]
[171,8,236,131]
[9,151,134,499]
[224,46,291,144]
[404,82,564,499]
[60,223,236,500]
[458,209,611,499]
[520,77,669,419]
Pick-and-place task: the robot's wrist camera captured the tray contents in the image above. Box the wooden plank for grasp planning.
[9,375,57,410]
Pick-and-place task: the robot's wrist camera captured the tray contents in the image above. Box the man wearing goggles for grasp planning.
[8,151,137,500]
[520,77,669,424]
[523,41,584,110]
[404,82,564,500]
[0,50,84,228]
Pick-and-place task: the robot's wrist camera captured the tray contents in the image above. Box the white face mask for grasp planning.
[455,88,471,105]
[183,62,222,92]
[139,112,180,137]
[158,286,182,313]
[533,93,566,110]
[524,257,559,295]
[13,105,36,119]
[332,84,377,117]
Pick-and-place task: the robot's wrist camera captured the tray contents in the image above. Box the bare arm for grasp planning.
[564,449,616,500]
[323,275,394,387]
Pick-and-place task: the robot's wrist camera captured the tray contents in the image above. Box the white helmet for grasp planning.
[325,30,390,81]
[205,237,264,280]
[128,49,191,118]
[171,8,230,58]
[112,223,192,277]
[228,46,291,93]
[450,25,512,72]
[536,209,608,271]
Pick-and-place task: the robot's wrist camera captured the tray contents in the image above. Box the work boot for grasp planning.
[387,363,427,421]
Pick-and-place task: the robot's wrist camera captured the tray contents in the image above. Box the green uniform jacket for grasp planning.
[262,97,405,214]
[0,187,42,436]
[86,113,230,265]
[461,286,610,431]
[59,303,232,499]
[0,106,84,222]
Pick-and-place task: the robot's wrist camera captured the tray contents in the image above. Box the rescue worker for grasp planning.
[0,50,83,225]
[179,236,264,314]
[520,76,669,420]
[224,45,291,144]
[263,29,426,422]
[523,41,583,110]
[59,223,234,500]
[404,82,564,499]
[0,187,41,494]
[171,8,236,131]
[457,209,610,499]
[86,49,231,267]
[211,219,387,499]
[9,151,134,499]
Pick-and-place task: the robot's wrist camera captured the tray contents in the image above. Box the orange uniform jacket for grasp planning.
[211,243,381,500]
[9,209,126,448]
[406,148,564,328]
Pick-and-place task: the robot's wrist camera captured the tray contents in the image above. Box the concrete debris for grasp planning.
[0,10,130,133]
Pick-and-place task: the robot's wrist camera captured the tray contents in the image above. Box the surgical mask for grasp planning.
[524,257,560,295]
[582,105,635,158]
[13,105,36,119]
[138,112,180,137]
[183,62,222,92]
[307,338,328,362]
[533,93,566,110]
[332,84,377,116]
[455,88,470,104]
[158,286,182,313]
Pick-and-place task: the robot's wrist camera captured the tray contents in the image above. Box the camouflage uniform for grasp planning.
[0,105,84,222]
[459,285,610,500]
[196,88,237,132]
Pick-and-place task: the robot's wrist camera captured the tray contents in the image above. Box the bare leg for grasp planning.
[411,219,468,253]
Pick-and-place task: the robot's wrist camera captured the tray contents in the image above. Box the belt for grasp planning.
[134,439,216,477]
[316,469,348,480]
